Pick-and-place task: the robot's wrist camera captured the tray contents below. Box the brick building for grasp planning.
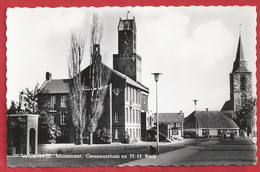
[39,16,149,143]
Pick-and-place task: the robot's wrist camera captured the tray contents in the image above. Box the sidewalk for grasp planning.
[119,146,199,166]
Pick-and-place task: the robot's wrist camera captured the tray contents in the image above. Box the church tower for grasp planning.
[113,15,142,83]
[229,35,252,111]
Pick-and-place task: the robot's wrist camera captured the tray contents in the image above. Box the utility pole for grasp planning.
[193,100,198,144]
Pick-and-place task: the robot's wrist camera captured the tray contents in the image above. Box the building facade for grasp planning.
[39,15,149,143]
[184,111,239,138]
[146,113,184,141]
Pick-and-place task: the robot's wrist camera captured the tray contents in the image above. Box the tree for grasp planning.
[237,97,256,136]
[19,84,62,143]
[68,32,87,145]
[6,101,18,114]
[86,13,111,145]
[38,109,62,144]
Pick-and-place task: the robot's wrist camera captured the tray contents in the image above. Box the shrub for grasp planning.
[121,131,130,144]
[94,127,111,144]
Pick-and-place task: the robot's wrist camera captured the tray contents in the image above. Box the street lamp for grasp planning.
[193,100,198,144]
[151,73,162,155]
[206,108,209,140]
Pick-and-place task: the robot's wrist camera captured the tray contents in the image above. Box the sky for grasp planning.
[6,6,256,116]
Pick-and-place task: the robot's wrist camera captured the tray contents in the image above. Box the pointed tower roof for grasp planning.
[232,35,249,72]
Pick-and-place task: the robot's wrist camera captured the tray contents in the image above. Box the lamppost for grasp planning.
[206,108,209,140]
[151,73,162,155]
[193,100,198,144]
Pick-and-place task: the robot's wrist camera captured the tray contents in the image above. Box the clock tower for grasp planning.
[113,15,142,83]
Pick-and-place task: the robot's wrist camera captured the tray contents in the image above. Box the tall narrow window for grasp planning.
[137,91,139,104]
[241,93,247,106]
[136,109,138,123]
[50,96,56,110]
[115,113,119,123]
[126,86,128,101]
[61,95,66,107]
[240,75,246,91]
[130,109,132,123]
[126,108,129,123]
[133,109,135,123]
[60,112,66,125]
[115,129,119,139]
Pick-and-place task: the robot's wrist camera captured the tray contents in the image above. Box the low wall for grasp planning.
[38,143,149,154]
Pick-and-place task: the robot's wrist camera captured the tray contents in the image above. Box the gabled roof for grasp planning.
[184,111,239,129]
[221,100,232,111]
[155,113,184,124]
[111,67,149,92]
[41,63,149,94]
[42,79,70,94]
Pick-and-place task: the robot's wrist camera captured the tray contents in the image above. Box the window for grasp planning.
[60,112,66,125]
[61,95,66,107]
[240,75,246,91]
[241,93,247,106]
[115,113,119,123]
[136,90,140,104]
[130,109,132,123]
[126,87,128,101]
[130,87,132,103]
[149,116,152,126]
[133,129,136,138]
[136,109,138,123]
[50,96,56,110]
[130,66,133,71]
[172,129,178,135]
[202,129,209,137]
[51,113,55,123]
[115,129,119,139]
[126,108,129,123]
[133,89,135,103]
[130,128,132,138]
[133,109,135,123]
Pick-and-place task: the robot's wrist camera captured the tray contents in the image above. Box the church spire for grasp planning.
[232,33,248,72]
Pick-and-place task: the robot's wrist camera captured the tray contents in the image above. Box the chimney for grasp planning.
[180,110,182,114]
[206,108,208,112]
[46,72,52,81]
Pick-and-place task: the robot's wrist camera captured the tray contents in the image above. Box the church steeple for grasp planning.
[228,32,252,111]
[232,35,248,72]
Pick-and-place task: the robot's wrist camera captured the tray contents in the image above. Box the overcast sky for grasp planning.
[6,7,256,116]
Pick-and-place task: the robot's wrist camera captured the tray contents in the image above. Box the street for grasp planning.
[121,137,257,166]
[6,137,256,167]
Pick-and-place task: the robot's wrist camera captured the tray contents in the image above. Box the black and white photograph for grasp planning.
[6,6,257,167]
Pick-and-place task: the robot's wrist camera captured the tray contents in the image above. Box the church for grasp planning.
[221,34,254,132]
[39,15,150,143]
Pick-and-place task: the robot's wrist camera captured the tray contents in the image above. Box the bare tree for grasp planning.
[87,13,111,145]
[68,32,87,145]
